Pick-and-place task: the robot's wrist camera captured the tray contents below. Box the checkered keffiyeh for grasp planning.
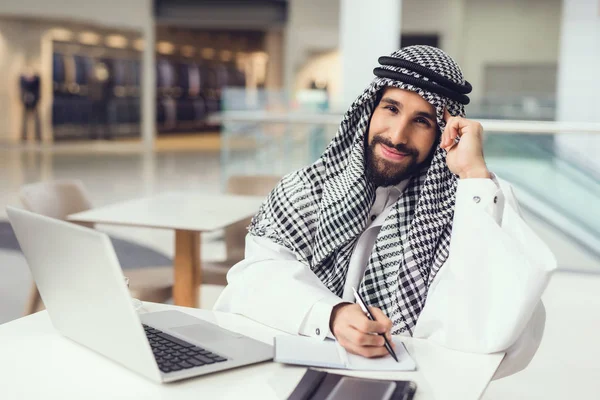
[249,46,471,335]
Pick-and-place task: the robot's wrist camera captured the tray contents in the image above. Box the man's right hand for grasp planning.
[329,303,395,358]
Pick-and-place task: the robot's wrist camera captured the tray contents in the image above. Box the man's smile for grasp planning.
[378,143,411,162]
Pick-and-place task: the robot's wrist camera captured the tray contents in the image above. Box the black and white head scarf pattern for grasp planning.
[249,46,472,335]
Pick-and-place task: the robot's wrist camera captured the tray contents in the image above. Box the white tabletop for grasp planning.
[0,303,503,400]
[68,192,265,231]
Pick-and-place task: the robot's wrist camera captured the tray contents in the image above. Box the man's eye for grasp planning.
[415,117,431,126]
[384,105,398,114]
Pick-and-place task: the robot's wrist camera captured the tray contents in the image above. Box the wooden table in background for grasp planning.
[69,192,264,307]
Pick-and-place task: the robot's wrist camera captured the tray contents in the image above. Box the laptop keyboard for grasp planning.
[143,324,228,373]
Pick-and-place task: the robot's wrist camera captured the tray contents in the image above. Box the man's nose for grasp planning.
[388,118,411,145]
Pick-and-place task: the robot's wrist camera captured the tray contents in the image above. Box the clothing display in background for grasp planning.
[155,56,247,134]
[88,61,111,140]
[52,52,87,139]
[201,62,222,121]
[51,50,142,140]
[188,63,201,98]
[20,72,41,142]
[156,59,179,133]
[47,28,265,139]
[108,58,140,136]
[157,59,176,92]
[174,62,204,130]
[215,63,229,90]
[51,52,68,129]
[226,62,246,88]
[52,53,65,91]
[161,98,178,131]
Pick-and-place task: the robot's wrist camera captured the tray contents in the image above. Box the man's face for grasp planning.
[366,87,439,187]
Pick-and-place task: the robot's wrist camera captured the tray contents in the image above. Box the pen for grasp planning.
[352,287,399,363]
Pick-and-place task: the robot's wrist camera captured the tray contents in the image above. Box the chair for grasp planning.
[202,175,282,286]
[19,179,173,315]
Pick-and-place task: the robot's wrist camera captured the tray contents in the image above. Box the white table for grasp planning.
[68,192,264,307]
[0,302,503,400]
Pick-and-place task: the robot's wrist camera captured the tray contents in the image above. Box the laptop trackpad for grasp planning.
[171,321,243,344]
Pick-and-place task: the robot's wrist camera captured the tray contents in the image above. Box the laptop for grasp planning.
[7,206,273,383]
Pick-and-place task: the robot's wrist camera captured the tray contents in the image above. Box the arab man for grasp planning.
[215,46,556,378]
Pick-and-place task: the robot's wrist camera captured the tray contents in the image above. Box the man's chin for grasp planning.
[378,159,413,178]
[366,149,419,187]
[368,166,410,187]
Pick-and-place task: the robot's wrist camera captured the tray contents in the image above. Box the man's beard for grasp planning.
[365,136,433,187]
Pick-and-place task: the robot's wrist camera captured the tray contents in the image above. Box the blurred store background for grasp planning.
[1,0,590,141]
[0,1,599,398]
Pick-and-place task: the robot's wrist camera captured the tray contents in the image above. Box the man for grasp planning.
[20,67,41,142]
[214,46,555,378]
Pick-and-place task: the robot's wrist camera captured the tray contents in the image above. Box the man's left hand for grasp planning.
[441,109,490,179]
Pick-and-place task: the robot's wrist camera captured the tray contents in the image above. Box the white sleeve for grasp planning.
[213,234,343,339]
[492,301,546,379]
[413,175,556,378]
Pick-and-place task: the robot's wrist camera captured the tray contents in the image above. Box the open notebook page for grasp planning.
[274,335,416,371]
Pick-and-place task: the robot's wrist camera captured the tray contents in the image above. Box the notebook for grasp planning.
[274,335,417,371]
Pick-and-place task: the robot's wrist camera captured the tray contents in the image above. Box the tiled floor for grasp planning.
[0,139,598,399]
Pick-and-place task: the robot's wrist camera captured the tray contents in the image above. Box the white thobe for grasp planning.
[214,175,556,379]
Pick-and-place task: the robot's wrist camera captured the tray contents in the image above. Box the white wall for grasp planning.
[285,0,562,105]
[401,0,466,65]
[555,0,600,171]
[557,0,600,122]
[294,51,340,100]
[339,0,400,106]
[283,0,340,93]
[287,0,465,106]
[462,0,562,103]
[0,0,151,30]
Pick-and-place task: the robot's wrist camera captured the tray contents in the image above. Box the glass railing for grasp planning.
[483,133,600,256]
[217,111,600,263]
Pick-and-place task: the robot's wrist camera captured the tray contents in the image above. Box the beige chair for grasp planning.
[202,175,282,286]
[19,179,173,315]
